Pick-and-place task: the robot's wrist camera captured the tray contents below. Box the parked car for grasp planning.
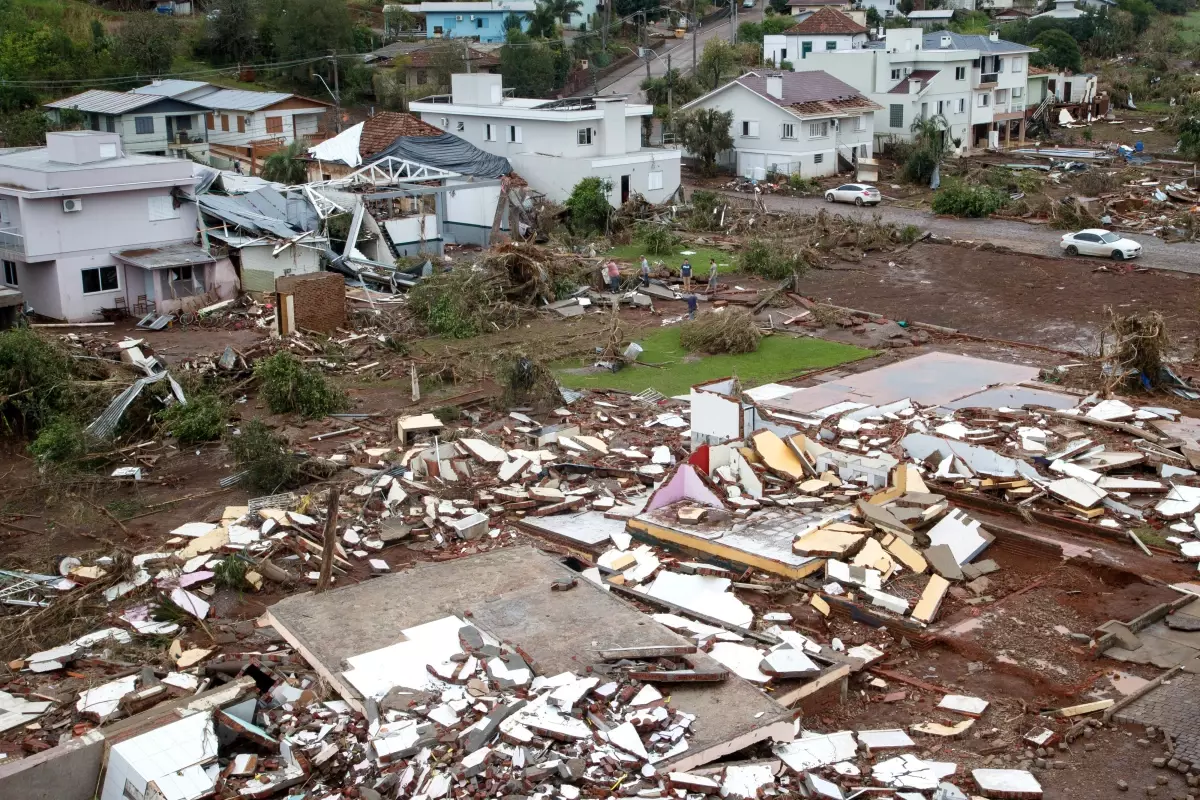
[1060,229,1142,260]
[825,184,881,206]
[742,0,754,7]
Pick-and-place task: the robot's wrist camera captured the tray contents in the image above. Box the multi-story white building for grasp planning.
[763,7,870,66]
[679,71,879,179]
[410,73,681,206]
[791,28,1037,151]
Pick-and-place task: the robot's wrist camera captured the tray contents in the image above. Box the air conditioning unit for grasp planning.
[469,14,475,19]
[62,198,83,213]
[456,14,464,20]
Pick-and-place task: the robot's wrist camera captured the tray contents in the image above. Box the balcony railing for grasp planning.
[978,73,999,86]
[0,227,24,256]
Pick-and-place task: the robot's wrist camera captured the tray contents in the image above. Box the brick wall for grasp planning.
[276,271,346,334]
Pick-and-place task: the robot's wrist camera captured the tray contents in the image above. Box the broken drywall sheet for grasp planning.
[99,709,219,800]
[1047,477,1108,509]
[773,731,858,772]
[646,463,726,513]
[342,615,494,698]
[642,571,754,628]
[902,433,1039,481]
[925,510,993,566]
[690,386,742,447]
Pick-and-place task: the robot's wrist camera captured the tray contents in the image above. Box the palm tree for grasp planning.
[548,0,583,25]
[260,139,310,185]
[525,1,559,38]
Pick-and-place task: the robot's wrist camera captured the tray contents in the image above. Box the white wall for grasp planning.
[422,111,643,159]
[17,189,195,263]
[207,107,327,147]
[509,150,680,206]
[691,387,742,448]
[765,33,868,66]
[239,243,322,293]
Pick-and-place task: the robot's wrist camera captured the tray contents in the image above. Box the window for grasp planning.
[176,116,192,131]
[486,124,498,142]
[978,93,990,107]
[456,121,465,131]
[2,260,16,287]
[808,121,829,138]
[955,66,966,80]
[781,123,795,139]
[936,100,945,115]
[825,40,837,50]
[1099,232,1121,244]
[81,266,118,295]
[996,89,1008,104]
[106,116,116,133]
[417,70,428,84]
[780,49,787,60]
[648,171,663,191]
[859,143,867,157]
[507,125,522,143]
[134,116,154,135]
[813,153,824,164]
[169,265,193,282]
[0,198,8,224]
[1074,233,1099,243]
[996,57,1004,72]
[1013,86,1024,99]
[439,117,449,127]
[1012,57,1023,72]
[957,97,965,113]
[221,115,229,132]
[855,115,866,132]
[148,195,179,221]
[578,127,592,145]
[237,115,245,133]
[890,68,901,80]
[889,104,903,128]
[740,120,759,137]
[476,16,488,27]
[265,116,284,135]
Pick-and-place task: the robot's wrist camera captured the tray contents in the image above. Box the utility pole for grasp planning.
[730,0,737,45]
[601,0,609,53]
[642,11,651,82]
[692,0,698,74]
[667,51,673,128]
[329,51,342,133]
[463,36,472,73]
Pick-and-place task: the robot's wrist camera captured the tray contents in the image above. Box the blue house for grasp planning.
[399,0,536,43]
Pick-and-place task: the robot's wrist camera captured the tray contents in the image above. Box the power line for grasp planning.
[0,55,341,89]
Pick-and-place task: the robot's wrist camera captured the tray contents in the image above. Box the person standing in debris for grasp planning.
[707,258,718,294]
[680,258,692,292]
[606,260,621,294]
[640,255,650,287]
[686,293,698,320]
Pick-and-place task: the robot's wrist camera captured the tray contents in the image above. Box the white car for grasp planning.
[1060,229,1142,260]
[825,184,881,207]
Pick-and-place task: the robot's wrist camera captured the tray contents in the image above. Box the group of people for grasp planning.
[603,256,719,318]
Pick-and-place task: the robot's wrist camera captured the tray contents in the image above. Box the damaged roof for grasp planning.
[732,71,882,117]
[358,112,444,156]
[114,243,216,271]
[783,7,867,35]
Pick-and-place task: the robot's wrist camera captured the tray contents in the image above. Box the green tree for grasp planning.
[865,6,882,26]
[949,10,990,33]
[428,42,467,89]
[1031,28,1083,72]
[768,0,790,13]
[200,0,259,63]
[525,2,560,37]
[261,139,310,184]
[641,69,701,107]
[697,38,738,90]
[117,14,180,75]
[503,11,525,31]
[677,107,733,175]
[1116,0,1154,32]
[271,0,354,61]
[548,0,583,24]
[903,114,950,184]
[564,176,611,234]
[500,30,558,95]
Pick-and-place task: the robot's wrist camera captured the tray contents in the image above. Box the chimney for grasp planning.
[765,73,784,100]
[909,78,922,94]
[594,97,627,157]
[940,33,952,48]
[989,30,999,41]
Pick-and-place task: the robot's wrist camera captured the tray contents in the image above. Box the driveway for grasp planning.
[710,188,1200,276]
[590,4,762,100]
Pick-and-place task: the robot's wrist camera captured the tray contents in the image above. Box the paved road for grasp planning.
[713,189,1200,276]
[591,5,763,101]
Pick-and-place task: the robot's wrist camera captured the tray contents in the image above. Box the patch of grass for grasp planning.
[157,393,231,445]
[255,352,347,418]
[555,328,872,396]
[604,243,733,274]
[1178,9,1200,44]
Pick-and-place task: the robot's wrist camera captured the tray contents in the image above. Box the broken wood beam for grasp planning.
[317,488,339,593]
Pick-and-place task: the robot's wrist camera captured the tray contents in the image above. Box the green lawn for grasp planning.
[1178,9,1200,43]
[604,243,739,275]
[555,326,873,397]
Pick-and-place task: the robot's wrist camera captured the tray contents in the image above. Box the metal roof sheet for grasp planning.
[114,243,216,270]
[200,89,310,111]
[45,90,162,115]
[130,80,215,98]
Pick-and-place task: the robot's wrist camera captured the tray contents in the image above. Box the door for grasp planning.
[1063,81,1072,102]
[802,41,813,59]
[620,175,630,204]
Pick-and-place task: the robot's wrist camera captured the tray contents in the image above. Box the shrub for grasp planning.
[212,557,248,590]
[737,238,805,280]
[407,269,497,339]
[564,177,612,235]
[680,309,762,354]
[157,393,230,445]
[788,173,819,192]
[899,224,922,244]
[254,352,347,418]
[635,222,681,256]
[228,420,298,493]
[931,180,1008,218]
[29,416,91,465]
[0,329,73,437]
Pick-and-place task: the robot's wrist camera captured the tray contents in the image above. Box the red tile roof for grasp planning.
[785,0,851,7]
[409,46,500,69]
[887,69,940,94]
[735,71,882,116]
[784,7,867,34]
[358,112,443,156]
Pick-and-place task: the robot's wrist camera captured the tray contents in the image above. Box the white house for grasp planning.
[793,28,1037,151]
[1034,0,1084,17]
[45,90,210,158]
[763,7,869,66]
[410,73,681,206]
[905,9,954,27]
[679,71,879,179]
[858,0,900,20]
[0,132,236,322]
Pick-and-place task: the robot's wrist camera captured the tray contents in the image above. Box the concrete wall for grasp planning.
[18,190,196,262]
[0,730,105,800]
[207,108,326,148]
[425,10,527,41]
[238,242,323,293]
[509,150,681,206]
[423,111,643,159]
[276,270,346,333]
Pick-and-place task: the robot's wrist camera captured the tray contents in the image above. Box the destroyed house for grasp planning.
[411,73,681,206]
